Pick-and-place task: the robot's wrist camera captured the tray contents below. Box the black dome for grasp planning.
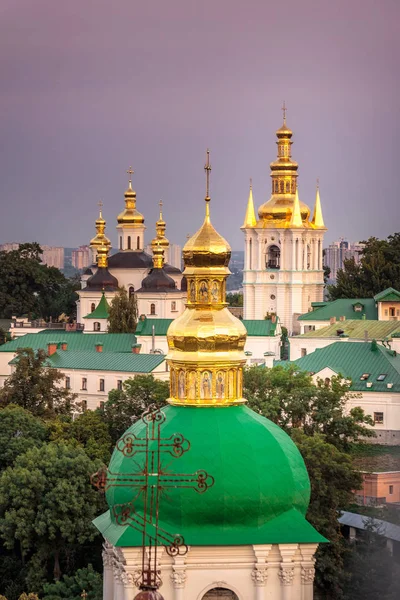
[140,268,177,291]
[108,251,153,269]
[86,267,118,291]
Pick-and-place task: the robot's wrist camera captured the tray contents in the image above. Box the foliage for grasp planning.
[0,243,78,320]
[0,405,48,470]
[103,374,169,442]
[323,264,331,284]
[0,349,76,417]
[42,565,102,600]
[107,287,138,333]
[280,326,289,360]
[226,292,243,307]
[0,442,104,587]
[328,233,400,299]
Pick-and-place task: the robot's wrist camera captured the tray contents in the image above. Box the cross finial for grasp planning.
[159,199,163,219]
[126,166,134,183]
[97,200,103,217]
[204,149,212,199]
[316,177,320,189]
[81,591,88,599]
[250,177,252,189]
[282,101,287,124]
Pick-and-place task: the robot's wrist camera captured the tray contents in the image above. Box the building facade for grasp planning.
[242,111,326,333]
[324,239,364,282]
[72,245,91,270]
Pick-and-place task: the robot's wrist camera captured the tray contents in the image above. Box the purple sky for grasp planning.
[0,0,399,250]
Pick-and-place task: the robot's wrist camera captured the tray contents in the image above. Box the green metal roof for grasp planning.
[0,332,137,353]
[281,341,400,393]
[94,404,326,546]
[135,317,277,337]
[84,293,110,319]
[301,320,400,339]
[374,288,400,302]
[41,351,165,373]
[298,298,377,321]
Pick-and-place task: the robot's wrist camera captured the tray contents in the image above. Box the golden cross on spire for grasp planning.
[159,199,163,218]
[204,149,212,199]
[126,166,134,183]
[282,101,287,124]
[316,177,320,189]
[250,177,253,189]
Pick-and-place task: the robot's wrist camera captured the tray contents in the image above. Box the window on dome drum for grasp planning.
[171,301,176,311]
[91,303,96,312]
[374,412,384,424]
[117,379,123,391]
[360,373,370,381]
[377,374,387,381]
[99,378,105,392]
[81,400,87,411]
[94,322,101,332]
[150,303,156,315]
[127,236,131,250]
[266,245,280,269]
[129,286,135,297]
[137,236,140,249]
[65,377,71,389]
[389,485,394,495]
[81,377,87,391]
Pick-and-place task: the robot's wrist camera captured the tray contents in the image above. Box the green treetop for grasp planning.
[107,287,138,333]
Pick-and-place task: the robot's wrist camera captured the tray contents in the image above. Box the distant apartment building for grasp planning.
[0,243,64,269]
[72,245,91,270]
[324,238,364,282]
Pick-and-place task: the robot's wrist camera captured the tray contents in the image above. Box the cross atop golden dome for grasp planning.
[151,199,169,252]
[117,166,145,226]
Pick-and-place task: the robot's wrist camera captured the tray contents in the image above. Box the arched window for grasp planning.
[267,245,280,269]
[318,239,321,269]
[325,377,331,386]
[137,236,140,249]
[94,322,101,332]
[171,301,176,311]
[91,303,96,312]
[202,589,239,600]
[127,236,131,250]
[150,303,156,315]
[129,286,135,297]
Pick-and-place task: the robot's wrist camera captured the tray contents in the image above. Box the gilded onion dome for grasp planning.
[90,203,111,252]
[151,200,169,251]
[167,151,247,406]
[258,103,311,227]
[117,167,145,226]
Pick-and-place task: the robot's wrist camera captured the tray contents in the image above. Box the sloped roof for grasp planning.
[134,318,278,337]
[298,298,377,321]
[42,351,165,373]
[282,341,400,393]
[301,320,400,339]
[242,319,278,336]
[0,332,137,353]
[84,293,110,319]
[135,318,173,336]
[339,511,400,542]
[374,287,400,302]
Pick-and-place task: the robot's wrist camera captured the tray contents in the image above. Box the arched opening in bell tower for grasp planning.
[266,245,280,269]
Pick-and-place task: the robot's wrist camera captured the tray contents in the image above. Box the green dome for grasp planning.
[94,405,325,546]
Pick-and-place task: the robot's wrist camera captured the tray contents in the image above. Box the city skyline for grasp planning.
[0,0,399,249]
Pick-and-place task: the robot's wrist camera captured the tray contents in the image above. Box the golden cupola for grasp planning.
[89,202,111,255]
[117,166,145,226]
[151,200,169,252]
[166,150,247,407]
[258,103,311,227]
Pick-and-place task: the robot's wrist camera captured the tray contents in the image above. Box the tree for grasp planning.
[328,233,400,299]
[42,565,102,600]
[107,287,138,333]
[0,405,48,470]
[102,374,169,442]
[0,443,105,589]
[226,292,243,307]
[0,349,76,417]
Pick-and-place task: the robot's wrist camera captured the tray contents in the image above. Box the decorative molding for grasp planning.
[251,567,268,586]
[278,566,295,586]
[171,569,187,588]
[102,550,114,568]
[120,569,134,587]
[301,566,315,584]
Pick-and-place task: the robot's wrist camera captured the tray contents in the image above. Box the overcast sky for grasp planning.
[0,0,399,250]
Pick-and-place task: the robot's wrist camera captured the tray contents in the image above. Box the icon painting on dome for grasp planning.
[199,280,209,303]
[188,371,197,400]
[200,371,212,399]
[216,371,225,399]
[190,281,196,302]
[178,371,185,399]
[211,281,220,302]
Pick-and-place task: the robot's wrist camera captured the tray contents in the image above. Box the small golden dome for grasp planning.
[276,123,293,138]
[183,199,231,268]
[90,205,111,249]
[258,193,311,224]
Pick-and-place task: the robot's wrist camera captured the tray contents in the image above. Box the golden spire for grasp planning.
[242,178,257,228]
[311,178,326,229]
[152,239,164,269]
[90,202,111,253]
[117,166,145,226]
[166,151,247,407]
[290,187,303,228]
[152,199,169,253]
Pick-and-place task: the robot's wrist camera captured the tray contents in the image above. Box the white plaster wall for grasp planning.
[136,293,187,319]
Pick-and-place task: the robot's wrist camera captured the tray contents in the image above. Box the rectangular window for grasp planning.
[171,301,177,311]
[99,378,105,392]
[377,374,387,381]
[301,348,307,357]
[389,485,394,495]
[65,377,71,389]
[360,373,370,381]
[117,379,123,391]
[81,400,87,411]
[374,412,384,424]
[81,377,87,390]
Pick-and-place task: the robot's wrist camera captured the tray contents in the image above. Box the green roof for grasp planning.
[94,405,326,547]
[298,298,377,321]
[282,341,400,393]
[374,288,400,302]
[301,320,400,339]
[0,332,137,353]
[41,351,165,373]
[84,293,110,319]
[135,317,278,337]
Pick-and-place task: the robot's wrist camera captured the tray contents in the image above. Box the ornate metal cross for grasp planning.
[92,406,214,591]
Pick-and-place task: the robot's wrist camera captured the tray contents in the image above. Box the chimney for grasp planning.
[95,343,103,353]
[132,344,141,354]
[330,317,337,325]
[339,316,346,322]
[60,341,68,351]
[47,342,58,356]
[364,330,369,342]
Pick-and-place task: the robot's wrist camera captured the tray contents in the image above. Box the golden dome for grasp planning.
[117,168,145,226]
[258,193,311,225]
[151,200,169,250]
[90,205,111,250]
